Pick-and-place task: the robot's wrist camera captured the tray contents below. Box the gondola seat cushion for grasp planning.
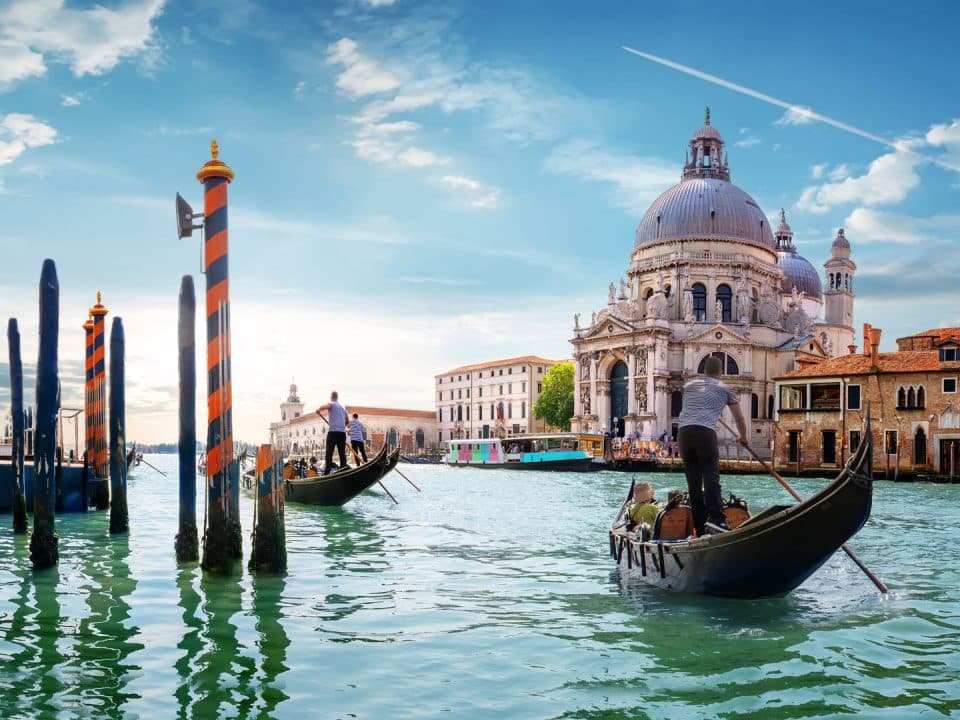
[653,505,695,540]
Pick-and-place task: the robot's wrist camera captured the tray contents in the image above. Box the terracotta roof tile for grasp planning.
[439,355,562,376]
[776,351,942,379]
[898,327,960,343]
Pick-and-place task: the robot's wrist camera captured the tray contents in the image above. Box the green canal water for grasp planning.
[0,455,959,719]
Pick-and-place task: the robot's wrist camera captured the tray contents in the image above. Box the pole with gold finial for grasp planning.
[83,310,94,484]
[197,139,241,573]
[90,291,110,510]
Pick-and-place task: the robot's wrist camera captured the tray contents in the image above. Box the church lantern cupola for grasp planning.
[682,107,730,182]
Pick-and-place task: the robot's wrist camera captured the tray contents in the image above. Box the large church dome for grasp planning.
[635,111,775,250]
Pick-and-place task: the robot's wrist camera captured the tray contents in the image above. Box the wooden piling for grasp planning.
[30,259,59,569]
[249,444,287,574]
[7,318,27,533]
[90,292,109,509]
[175,276,199,562]
[109,317,129,534]
[82,312,94,483]
[197,141,241,573]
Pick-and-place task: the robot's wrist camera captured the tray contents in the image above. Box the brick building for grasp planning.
[773,324,960,479]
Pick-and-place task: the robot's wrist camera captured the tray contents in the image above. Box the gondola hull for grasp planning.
[610,433,874,598]
[285,445,388,506]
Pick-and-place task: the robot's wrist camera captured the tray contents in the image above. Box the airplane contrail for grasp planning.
[622,46,958,173]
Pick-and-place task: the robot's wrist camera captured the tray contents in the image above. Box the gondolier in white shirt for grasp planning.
[316,390,349,475]
[348,413,367,463]
[678,355,749,536]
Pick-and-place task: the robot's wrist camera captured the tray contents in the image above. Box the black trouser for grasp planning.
[351,440,367,462]
[324,431,347,474]
[678,425,726,534]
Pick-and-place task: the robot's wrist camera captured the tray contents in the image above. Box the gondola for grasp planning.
[125,447,136,474]
[381,446,401,478]
[284,444,389,506]
[609,420,874,598]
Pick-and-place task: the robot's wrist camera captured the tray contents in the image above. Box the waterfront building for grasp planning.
[774,324,960,478]
[434,356,559,442]
[569,111,856,458]
[269,384,437,455]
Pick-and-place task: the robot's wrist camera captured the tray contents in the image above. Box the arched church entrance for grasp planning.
[610,360,628,437]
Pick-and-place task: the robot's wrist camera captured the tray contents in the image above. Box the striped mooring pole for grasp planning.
[175,275,199,562]
[197,140,242,572]
[90,292,109,510]
[109,317,128,534]
[30,259,59,569]
[7,318,27,533]
[83,311,94,483]
[249,444,287,574]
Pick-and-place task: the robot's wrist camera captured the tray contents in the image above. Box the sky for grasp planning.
[0,0,958,444]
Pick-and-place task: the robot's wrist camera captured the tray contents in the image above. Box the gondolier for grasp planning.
[316,390,349,475]
[348,413,367,463]
[678,355,748,536]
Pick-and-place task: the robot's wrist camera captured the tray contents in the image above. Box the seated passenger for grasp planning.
[626,482,659,534]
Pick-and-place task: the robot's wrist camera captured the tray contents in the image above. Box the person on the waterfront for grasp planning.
[348,413,367,463]
[678,355,748,535]
[316,391,348,474]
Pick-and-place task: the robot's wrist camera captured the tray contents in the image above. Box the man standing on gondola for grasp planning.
[678,355,749,536]
[316,390,349,474]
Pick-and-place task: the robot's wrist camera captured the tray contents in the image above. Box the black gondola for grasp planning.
[381,447,401,477]
[609,420,874,598]
[285,444,389,506]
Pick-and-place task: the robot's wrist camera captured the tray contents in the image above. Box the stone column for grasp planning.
[626,349,637,416]
[573,354,582,417]
[590,352,598,422]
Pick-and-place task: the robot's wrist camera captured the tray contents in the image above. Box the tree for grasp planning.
[534,362,575,431]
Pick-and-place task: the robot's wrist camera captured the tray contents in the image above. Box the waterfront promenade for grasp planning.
[0,455,957,717]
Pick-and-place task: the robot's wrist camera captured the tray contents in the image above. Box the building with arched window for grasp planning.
[569,111,857,458]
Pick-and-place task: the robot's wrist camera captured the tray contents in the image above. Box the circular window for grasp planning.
[608,324,614,332]
[715,331,723,340]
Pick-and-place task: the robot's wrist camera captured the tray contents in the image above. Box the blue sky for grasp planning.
[1,0,958,443]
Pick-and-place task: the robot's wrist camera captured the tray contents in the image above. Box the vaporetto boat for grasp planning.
[445,435,594,472]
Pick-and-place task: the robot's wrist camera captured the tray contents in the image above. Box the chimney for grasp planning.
[863,323,873,357]
[870,327,882,369]
[848,344,857,355]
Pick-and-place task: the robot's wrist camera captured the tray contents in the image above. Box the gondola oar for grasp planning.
[348,442,398,505]
[393,467,421,492]
[138,456,168,477]
[718,419,889,594]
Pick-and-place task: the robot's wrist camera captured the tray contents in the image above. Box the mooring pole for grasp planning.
[7,318,27,533]
[83,311,94,488]
[175,275,199,562]
[30,259,59,569]
[249,444,287,574]
[109,318,129,534]
[197,140,241,572]
[90,292,109,509]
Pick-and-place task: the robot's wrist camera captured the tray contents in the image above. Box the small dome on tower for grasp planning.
[831,228,851,259]
[775,210,822,300]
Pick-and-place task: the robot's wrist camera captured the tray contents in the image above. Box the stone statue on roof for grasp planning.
[608,282,616,305]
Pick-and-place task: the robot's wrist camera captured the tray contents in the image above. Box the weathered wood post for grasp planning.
[109,317,128,534]
[7,318,27,533]
[197,140,241,572]
[90,292,109,509]
[175,276,199,562]
[30,259,59,569]
[249,444,287,574]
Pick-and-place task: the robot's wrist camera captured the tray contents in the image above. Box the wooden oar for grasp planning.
[138,456,167,477]
[393,466,421,492]
[349,443,398,505]
[613,478,636,529]
[718,419,889,594]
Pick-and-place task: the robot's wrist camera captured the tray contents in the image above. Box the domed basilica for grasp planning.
[570,111,856,458]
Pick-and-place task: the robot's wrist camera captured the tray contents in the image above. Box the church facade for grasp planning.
[569,112,857,459]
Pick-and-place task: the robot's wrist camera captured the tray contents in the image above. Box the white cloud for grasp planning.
[926,118,960,168]
[828,163,850,181]
[775,105,816,126]
[0,0,166,83]
[363,0,398,5]
[795,147,921,214]
[367,120,420,134]
[439,175,500,209]
[810,163,827,179]
[0,113,57,165]
[440,175,481,191]
[327,37,401,98]
[143,124,213,137]
[60,91,88,107]
[843,207,960,244]
[470,189,500,209]
[544,138,678,216]
[397,276,483,286]
[734,135,760,148]
[397,146,447,167]
[0,38,45,89]
[292,80,306,100]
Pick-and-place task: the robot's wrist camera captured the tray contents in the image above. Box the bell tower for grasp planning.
[280,382,304,422]
[824,228,856,328]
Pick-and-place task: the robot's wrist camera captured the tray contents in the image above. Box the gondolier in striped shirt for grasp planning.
[678,355,749,536]
[348,413,367,463]
[316,390,349,475]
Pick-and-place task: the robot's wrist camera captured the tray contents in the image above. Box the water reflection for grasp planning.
[251,574,290,717]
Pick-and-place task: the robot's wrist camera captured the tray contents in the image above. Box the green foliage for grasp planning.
[534,362,575,431]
